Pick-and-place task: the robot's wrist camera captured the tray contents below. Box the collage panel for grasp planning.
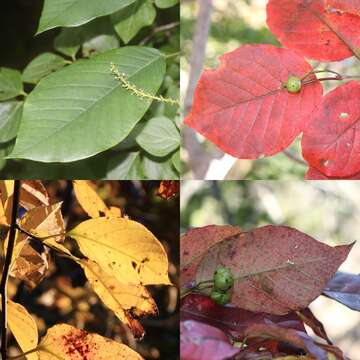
[180,180,360,359]
[0,180,179,359]
[181,0,360,180]
[0,1,180,180]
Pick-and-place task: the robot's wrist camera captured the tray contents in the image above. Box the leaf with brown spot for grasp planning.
[181,225,241,287]
[68,217,170,286]
[196,225,354,315]
[78,258,157,338]
[37,324,143,359]
[73,180,122,219]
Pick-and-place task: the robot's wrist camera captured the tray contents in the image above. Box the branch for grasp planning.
[1,180,21,360]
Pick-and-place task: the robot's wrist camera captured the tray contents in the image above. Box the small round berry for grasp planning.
[210,289,231,305]
[213,267,234,291]
[285,76,302,93]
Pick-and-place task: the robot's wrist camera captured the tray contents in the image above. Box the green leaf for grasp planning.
[171,150,180,172]
[37,0,137,34]
[111,0,156,44]
[155,0,179,8]
[9,47,165,162]
[22,53,68,84]
[105,152,143,179]
[0,68,23,101]
[111,121,145,151]
[136,116,179,157]
[54,28,82,58]
[82,34,119,58]
[142,153,178,179]
[0,101,23,143]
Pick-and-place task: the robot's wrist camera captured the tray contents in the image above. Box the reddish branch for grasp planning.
[1,180,21,360]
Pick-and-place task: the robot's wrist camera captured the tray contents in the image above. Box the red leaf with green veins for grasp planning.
[267,0,360,61]
[184,45,322,159]
[305,167,360,179]
[181,225,241,287]
[196,225,354,315]
[302,81,360,178]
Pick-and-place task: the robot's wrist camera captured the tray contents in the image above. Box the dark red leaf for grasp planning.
[196,225,354,315]
[267,0,360,61]
[184,44,322,159]
[180,320,240,360]
[297,308,332,344]
[180,294,306,339]
[157,181,179,200]
[302,81,360,177]
[305,167,360,179]
[181,225,241,287]
[323,272,360,311]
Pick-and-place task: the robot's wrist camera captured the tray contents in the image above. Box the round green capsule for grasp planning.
[210,289,231,305]
[213,266,234,291]
[285,76,302,93]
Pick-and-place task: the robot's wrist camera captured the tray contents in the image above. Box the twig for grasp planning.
[139,21,180,45]
[1,180,21,360]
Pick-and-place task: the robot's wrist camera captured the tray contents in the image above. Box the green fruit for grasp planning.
[285,76,302,93]
[213,267,234,291]
[210,289,231,305]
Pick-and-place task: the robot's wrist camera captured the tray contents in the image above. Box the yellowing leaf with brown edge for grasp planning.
[0,180,14,224]
[0,298,39,360]
[21,180,50,210]
[79,258,157,338]
[73,180,122,219]
[68,217,170,285]
[37,324,143,359]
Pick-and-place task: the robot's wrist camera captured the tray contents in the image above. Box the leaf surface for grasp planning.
[305,167,360,180]
[37,0,136,34]
[181,225,241,287]
[327,0,360,16]
[180,320,240,360]
[323,272,360,311]
[136,116,180,157]
[0,101,23,143]
[111,0,156,44]
[22,53,68,84]
[79,259,157,338]
[68,217,170,285]
[155,0,179,9]
[38,324,143,359]
[0,299,39,360]
[184,45,322,159]
[142,153,179,179]
[73,180,122,218]
[302,81,360,177]
[10,47,165,162]
[0,68,23,101]
[267,0,360,61]
[196,225,353,315]
[106,152,143,179]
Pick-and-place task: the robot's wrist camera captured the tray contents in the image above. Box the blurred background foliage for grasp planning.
[181,180,360,358]
[181,0,360,180]
[4,181,179,360]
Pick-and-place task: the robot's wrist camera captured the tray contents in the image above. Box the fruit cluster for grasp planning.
[210,267,234,305]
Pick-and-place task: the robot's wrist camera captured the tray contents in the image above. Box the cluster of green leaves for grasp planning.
[0,0,180,179]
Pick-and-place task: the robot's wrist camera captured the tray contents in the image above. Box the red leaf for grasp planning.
[181,225,241,287]
[180,320,240,360]
[267,0,360,61]
[184,44,322,159]
[196,225,354,315]
[302,81,360,177]
[181,294,306,339]
[157,181,179,200]
[305,167,360,179]
[323,272,360,311]
[244,324,328,360]
[327,0,360,15]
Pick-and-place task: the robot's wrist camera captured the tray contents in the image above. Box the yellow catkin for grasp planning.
[110,63,180,106]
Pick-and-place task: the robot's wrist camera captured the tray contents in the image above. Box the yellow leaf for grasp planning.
[0,180,14,224]
[0,298,39,360]
[68,217,170,285]
[37,324,143,359]
[79,258,157,338]
[73,181,122,219]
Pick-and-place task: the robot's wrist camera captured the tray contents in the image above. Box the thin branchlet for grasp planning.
[110,62,180,107]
